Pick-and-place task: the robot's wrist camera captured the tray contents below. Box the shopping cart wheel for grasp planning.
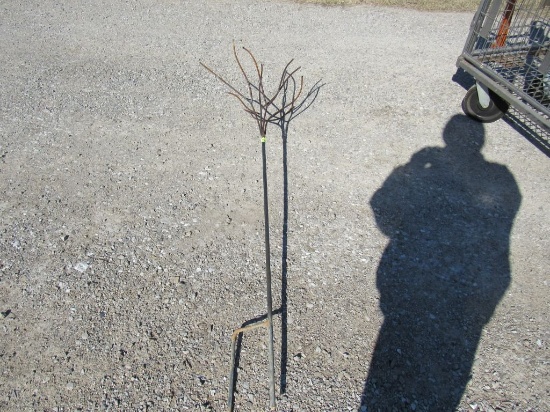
[462,85,509,123]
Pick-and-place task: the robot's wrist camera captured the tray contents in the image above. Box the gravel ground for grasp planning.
[0,1,549,411]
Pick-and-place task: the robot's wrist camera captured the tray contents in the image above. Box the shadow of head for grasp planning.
[443,114,485,155]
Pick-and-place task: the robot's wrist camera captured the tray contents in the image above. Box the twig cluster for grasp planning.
[200,44,323,137]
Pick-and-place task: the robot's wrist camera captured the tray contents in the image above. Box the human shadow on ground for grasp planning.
[359,115,521,411]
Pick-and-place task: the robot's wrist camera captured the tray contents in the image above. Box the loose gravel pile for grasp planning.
[1,1,548,411]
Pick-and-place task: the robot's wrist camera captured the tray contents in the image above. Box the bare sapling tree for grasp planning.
[267,62,324,395]
[201,44,322,411]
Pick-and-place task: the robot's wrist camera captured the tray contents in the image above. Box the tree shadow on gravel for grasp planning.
[359,115,521,411]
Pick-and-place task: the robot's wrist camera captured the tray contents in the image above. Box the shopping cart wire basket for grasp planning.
[457,0,550,147]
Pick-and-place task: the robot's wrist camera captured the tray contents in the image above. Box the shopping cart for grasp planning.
[456,0,550,136]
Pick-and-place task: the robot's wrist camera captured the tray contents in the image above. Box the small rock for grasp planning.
[338,371,350,380]
[74,262,89,273]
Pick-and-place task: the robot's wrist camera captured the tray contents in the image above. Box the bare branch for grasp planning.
[201,45,322,138]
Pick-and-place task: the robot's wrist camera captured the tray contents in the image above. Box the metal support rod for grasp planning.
[226,138,276,411]
[261,137,277,409]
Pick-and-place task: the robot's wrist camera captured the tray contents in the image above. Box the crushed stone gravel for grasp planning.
[1,1,548,411]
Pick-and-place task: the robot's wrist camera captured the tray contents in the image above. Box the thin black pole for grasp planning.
[261,136,276,409]
[280,126,289,394]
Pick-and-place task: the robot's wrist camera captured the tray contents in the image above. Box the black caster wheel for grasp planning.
[462,85,509,123]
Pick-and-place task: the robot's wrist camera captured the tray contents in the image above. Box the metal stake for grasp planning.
[261,136,277,409]
[227,136,276,411]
